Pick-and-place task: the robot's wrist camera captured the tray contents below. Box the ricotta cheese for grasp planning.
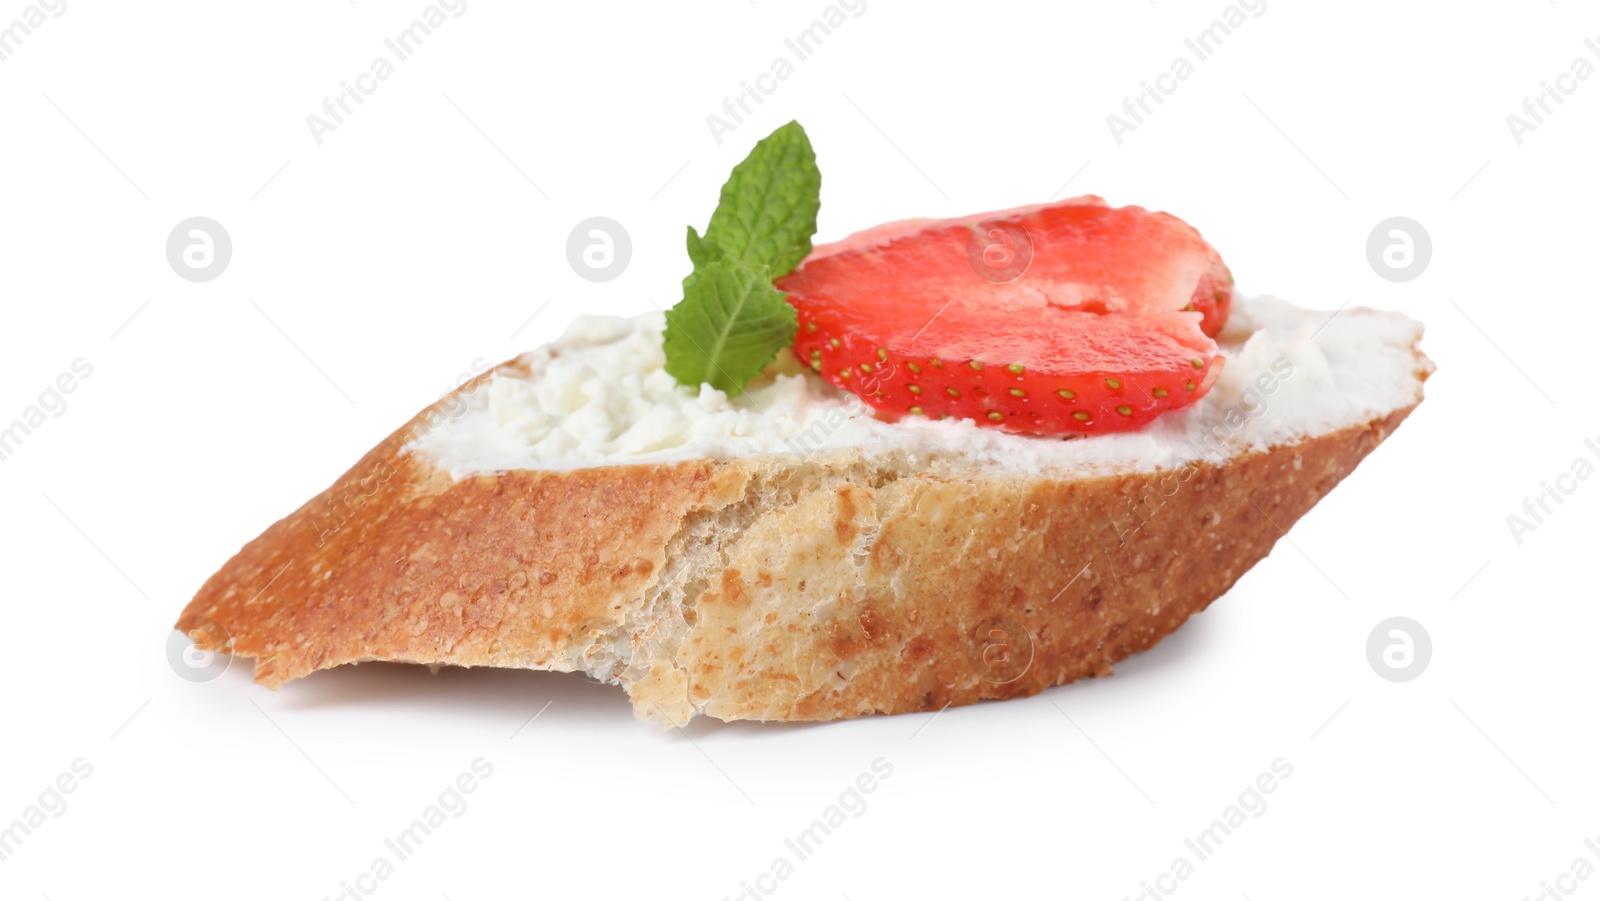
[409,295,1426,477]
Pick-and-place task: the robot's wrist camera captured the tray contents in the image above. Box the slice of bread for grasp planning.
[176,297,1431,725]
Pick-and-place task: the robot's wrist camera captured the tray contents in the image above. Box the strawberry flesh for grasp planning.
[779,197,1231,435]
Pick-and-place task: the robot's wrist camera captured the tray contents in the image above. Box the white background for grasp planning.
[2,1,1597,899]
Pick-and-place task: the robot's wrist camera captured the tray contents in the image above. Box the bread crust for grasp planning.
[178,353,1426,725]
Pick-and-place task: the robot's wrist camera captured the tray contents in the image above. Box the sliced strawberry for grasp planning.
[779,198,1230,436]
[791,295,1222,435]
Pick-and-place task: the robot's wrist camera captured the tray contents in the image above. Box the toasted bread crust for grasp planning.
[638,406,1416,723]
[178,360,1424,725]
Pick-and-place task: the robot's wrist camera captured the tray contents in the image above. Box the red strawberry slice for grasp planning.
[778,198,1230,435]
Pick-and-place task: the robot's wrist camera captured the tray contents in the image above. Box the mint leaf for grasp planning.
[662,121,821,396]
[702,120,821,274]
[686,225,712,268]
[662,257,798,398]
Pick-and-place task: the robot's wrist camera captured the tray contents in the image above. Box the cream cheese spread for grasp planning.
[408,296,1426,477]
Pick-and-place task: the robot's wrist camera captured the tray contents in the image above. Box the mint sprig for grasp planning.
[663,121,820,397]
[662,259,797,396]
[701,121,821,272]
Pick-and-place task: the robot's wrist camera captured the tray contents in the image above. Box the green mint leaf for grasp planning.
[686,225,712,268]
[702,120,821,275]
[662,257,798,398]
[662,121,821,396]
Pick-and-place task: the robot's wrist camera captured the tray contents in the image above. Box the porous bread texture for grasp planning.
[176,338,1424,725]
[604,454,917,724]
[616,412,1413,724]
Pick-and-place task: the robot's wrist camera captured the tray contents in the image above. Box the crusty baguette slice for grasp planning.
[176,303,1430,726]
